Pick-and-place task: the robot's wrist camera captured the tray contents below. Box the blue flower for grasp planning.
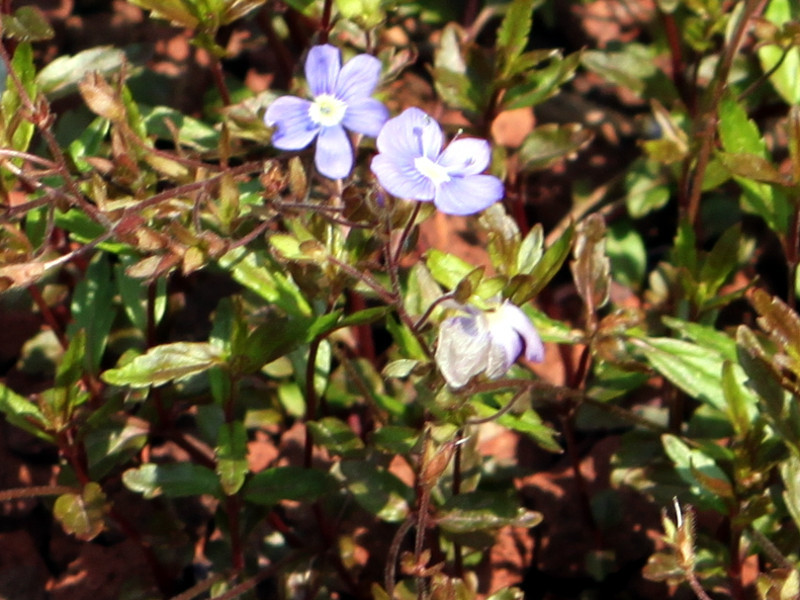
[435,301,544,388]
[265,44,389,180]
[370,107,504,215]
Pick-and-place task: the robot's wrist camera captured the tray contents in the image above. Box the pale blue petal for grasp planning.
[376,107,442,161]
[336,53,382,104]
[343,98,389,137]
[371,153,434,200]
[434,174,504,215]
[306,44,340,97]
[265,96,318,150]
[438,137,492,176]
[495,302,544,363]
[436,313,491,388]
[315,125,353,179]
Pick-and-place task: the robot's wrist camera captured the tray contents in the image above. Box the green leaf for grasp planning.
[308,417,365,458]
[473,399,561,453]
[141,105,220,151]
[243,466,336,505]
[102,342,223,388]
[718,93,767,157]
[221,248,313,317]
[503,50,581,110]
[339,460,413,523]
[115,257,167,332]
[637,337,729,411]
[717,152,789,185]
[36,46,125,100]
[1,6,54,41]
[123,463,222,498]
[517,123,593,171]
[56,329,87,390]
[2,42,36,154]
[216,421,249,495]
[759,0,800,104]
[370,426,420,455]
[126,0,199,28]
[496,0,537,78]
[84,418,148,480]
[625,159,670,218]
[581,43,676,102]
[0,383,52,441]
[697,224,743,305]
[514,223,543,276]
[606,220,646,289]
[508,224,573,305]
[436,491,542,533]
[69,254,115,373]
[781,455,800,534]
[335,0,385,28]
[662,434,733,509]
[54,483,107,541]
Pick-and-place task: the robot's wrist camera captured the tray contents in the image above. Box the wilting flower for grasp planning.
[265,44,389,179]
[435,301,544,388]
[370,107,504,215]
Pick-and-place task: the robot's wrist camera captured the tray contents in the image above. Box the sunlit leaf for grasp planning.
[102,342,224,388]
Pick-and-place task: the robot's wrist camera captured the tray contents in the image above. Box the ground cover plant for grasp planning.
[2,0,800,598]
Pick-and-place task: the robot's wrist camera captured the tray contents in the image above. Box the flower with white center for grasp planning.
[435,301,544,388]
[370,107,504,215]
[264,44,389,180]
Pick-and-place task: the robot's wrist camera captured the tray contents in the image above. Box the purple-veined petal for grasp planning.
[306,44,341,97]
[315,125,353,179]
[343,98,389,137]
[438,137,492,176]
[435,313,491,388]
[376,107,441,161]
[496,302,544,363]
[336,53,382,104]
[265,96,319,150]
[371,153,435,200]
[434,174,504,215]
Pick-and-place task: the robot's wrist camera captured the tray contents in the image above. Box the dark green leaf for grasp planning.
[216,421,249,495]
[69,254,115,373]
[1,7,54,41]
[308,417,365,458]
[503,51,581,110]
[436,491,542,533]
[517,123,593,171]
[244,466,336,506]
[370,426,420,455]
[339,460,413,522]
[123,463,222,498]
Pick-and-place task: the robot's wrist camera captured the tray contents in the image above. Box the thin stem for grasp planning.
[385,516,415,595]
[319,0,334,43]
[684,0,765,228]
[210,57,232,106]
[392,201,422,265]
